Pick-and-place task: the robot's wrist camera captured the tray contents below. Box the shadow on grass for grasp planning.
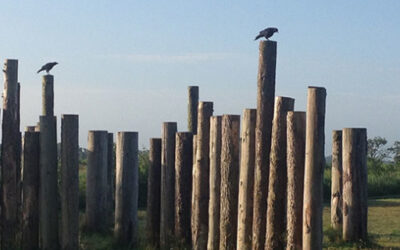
[324,227,382,249]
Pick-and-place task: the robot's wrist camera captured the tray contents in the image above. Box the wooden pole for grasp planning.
[39,115,59,249]
[107,132,115,226]
[192,101,213,250]
[160,122,177,248]
[265,97,295,250]
[42,75,54,116]
[302,87,326,250]
[237,109,256,250]
[25,126,36,132]
[22,131,40,250]
[114,132,139,245]
[191,134,197,236]
[342,128,368,242]
[61,114,79,250]
[174,132,193,245]
[219,114,240,250]
[86,130,108,232]
[331,130,343,230]
[286,111,306,250]
[253,40,276,250]
[188,86,199,134]
[147,138,162,244]
[207,116,222,250]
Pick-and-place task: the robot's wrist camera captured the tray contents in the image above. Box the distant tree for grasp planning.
[367,136,389,161]
[388,141,400,165]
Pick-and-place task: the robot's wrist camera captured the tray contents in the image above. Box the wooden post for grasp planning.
[107,132,115,226]
[188,86,199,134]
[22,131,40,250]
[265,97,294,250]
[42,75,54,116]
[114,132,139,244]
[1,59,20,249]
[61,115,79,250]
[25,126,36,132]
[237,109,256,250]
[253,40,276,250]
[147,138,162,244]
[219,114,240,250]
[39,115,59,249]
[160,122,178,248]
[192,102,213,250]
[207,116,222,250]
[342,128,368,242]
[302,87,326,250]
[331,130,343,230]
[86,130,108,232]
[191,134,197,235]
[174,132,193,245]
[286,111,306,250]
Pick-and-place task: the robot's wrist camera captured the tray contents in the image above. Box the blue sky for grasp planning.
[1,1,399,153]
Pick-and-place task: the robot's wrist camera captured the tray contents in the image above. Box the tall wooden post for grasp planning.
[188,86,199,133]
[207,116,222,250]
[147,138,162,244]
[174,132,193,245]
[331,130,343,230]
[22,131,40,250]
[266,97,295,250]
[61,115,79,250]
[237,109,256,250]
[191,134,197,235]
[114,132,139,245]
[1,59,20,249]
[253,40,276,250]
[302,87,326,250]
[42,75,54,116]
[86,130,108,232]
[219,114,240,250]
[342,128,368,242]
[192,102,213,250]
[107,132,115,226]
[286,111,306,250]
[160,122,177,248]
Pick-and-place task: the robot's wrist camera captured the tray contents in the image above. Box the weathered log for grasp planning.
[107,132,115,226]
[331,130,343,230]
[42,75,54,116]
[188,86,199,134]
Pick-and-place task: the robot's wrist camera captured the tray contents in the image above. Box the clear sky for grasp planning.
[0,1,399,153]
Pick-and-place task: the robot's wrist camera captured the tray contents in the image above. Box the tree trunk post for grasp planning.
[42,75,54,116]
[331,130,343,230]
[188,86,199,134]
[107,132,115,226]
[191,134,197,236]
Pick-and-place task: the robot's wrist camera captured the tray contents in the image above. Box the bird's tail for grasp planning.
[37,69,42,74]
[254,34,262,40]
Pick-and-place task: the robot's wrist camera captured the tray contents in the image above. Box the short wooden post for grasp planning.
[253,40,277,250]
[192,102,213,250]
[114,132,139,245]
[302,87,326,250]
[342,128,368,242]
[61,115,79,250]
[219,114,240,250]
[286,111,306,250]
[107,132,115,225]
[188,86,199,133]
[22,131,40,250]
[331,130,343,230]
[174,132,193,245]
[86,130,108,232]
[160,122,177,248]
[237,109,256,250]
[147,138,162,244]
[42,75,54,116]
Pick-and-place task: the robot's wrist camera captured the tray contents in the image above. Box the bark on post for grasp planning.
[219,115,240,250]
[207,116,222,250]
[147,138,162,244]
[188,86,199,134]
[22,131,40,250]
[39,115,59,249]
[237,109,256,250]
[253,40,277,250]
[114,132,139,245]
[86,130,108,232]
[331,130,343,230]
[61,115,79,250]
[266,97,295,250]
[174,132,193,245]
[302,87,326,250]
[342,128,368,242]
[191,102,213,250]
[1,59,20,249]
[160,122,178,248]
[286,111,306,250]
[107,133,115,225]
[42,75,54,116]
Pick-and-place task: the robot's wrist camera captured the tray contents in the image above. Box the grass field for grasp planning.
[80,198,400,249]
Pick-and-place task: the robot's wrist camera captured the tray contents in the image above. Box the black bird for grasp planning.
[254,27,279,41]
[37,62,58,74]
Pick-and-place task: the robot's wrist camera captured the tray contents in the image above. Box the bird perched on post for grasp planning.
[254,27,279,41]
[37,62,58,74]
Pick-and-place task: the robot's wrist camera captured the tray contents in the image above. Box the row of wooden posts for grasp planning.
[145,41,368,250]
